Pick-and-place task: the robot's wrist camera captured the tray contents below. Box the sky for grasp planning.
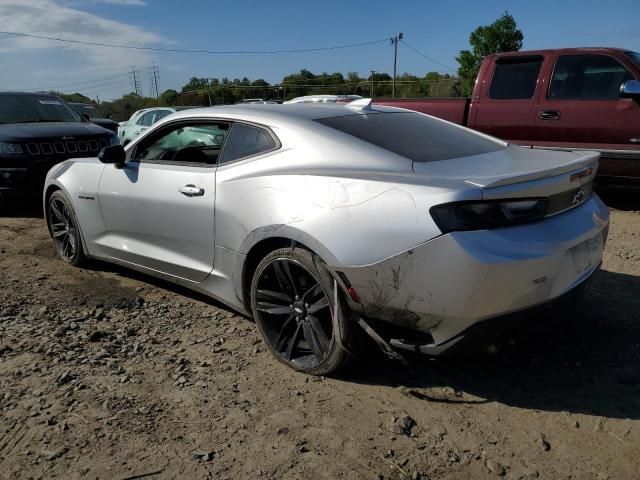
[1,0,639,101]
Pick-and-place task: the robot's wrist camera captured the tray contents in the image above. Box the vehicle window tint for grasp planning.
[137,112,155,126]
[549,54,633,100]
[489,57,543,99]
[625,51,640,69]
[316,112,505,163]
[0,94,81,124]
[155,110,173,121]
[218,123,277,164]
[134,122,230,165]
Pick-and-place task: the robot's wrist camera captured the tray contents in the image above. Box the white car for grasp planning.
[117,106,195,145]
[283,95,363,104]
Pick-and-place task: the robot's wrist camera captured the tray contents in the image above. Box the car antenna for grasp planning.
[346,97,373,111]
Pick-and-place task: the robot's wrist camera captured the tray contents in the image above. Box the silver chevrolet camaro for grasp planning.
[43,100,610,375]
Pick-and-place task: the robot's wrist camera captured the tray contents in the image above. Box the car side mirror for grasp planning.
[82,113,91,122]
[98,145,126,168]
[620,79,640,99]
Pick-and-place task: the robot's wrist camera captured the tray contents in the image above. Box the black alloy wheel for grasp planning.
[251,248,353,375]
[47,191,87,266]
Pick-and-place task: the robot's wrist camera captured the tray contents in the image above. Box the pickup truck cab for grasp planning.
[377,48,640,183]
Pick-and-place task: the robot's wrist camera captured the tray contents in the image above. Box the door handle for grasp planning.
[179,185,205,197]
[538,110,560,120]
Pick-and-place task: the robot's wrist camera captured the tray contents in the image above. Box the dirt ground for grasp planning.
[1,187,639,480]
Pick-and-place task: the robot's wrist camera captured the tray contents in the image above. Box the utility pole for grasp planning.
[206,78,212,106]
[151,63,160,99]
[369,70,376,98]
[390,32,403,98]
[131,66,141,96]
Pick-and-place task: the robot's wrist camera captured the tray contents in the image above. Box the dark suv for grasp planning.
[69,102,119,133]
[0,92,118,204]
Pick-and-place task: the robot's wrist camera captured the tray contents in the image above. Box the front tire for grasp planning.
[250,247,354,375]
[47,190,87,267]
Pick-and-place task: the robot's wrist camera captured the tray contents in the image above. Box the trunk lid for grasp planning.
[412,145,599,189]
[413,145,599,215]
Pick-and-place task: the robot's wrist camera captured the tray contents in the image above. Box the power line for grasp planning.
[14,72,131,92]
[0,31,390,55]
[71,81,134,95]
[400,40,457,72]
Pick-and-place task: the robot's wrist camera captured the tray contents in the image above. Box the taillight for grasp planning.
[430,198,548,234]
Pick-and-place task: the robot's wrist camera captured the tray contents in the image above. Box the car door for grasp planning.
[96,119,230,282]
[534,53,639,148]
[472,55,544,142]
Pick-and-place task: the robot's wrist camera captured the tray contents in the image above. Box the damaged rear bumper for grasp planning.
[333,194,610,355]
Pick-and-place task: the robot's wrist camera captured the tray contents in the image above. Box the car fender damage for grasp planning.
[333,195,609,354]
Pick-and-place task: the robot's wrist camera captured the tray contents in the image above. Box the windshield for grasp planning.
[625,51,640,69]
[72,104,104,119]
[0,94,81,124]
[316,112,505,163]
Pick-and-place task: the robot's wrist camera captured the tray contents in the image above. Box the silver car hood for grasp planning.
[412,145,599,188]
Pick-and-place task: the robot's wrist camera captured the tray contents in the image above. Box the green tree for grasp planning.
[181,77,210,92]
[159,89,179,106]
[456,12,524,96]
[53,92,95,104]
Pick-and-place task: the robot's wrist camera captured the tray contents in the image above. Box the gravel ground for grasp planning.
[0,188,639,480]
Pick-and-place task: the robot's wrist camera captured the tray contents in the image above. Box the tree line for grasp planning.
[55,70,459,121]
[55,12,522,122]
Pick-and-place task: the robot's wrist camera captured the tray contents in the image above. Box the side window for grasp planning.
[549,54,633,100]
[137,111,154,126]
[133,122,230,165]
[218,123,277,164]
[155,110,173,121]
[489,57,543,99]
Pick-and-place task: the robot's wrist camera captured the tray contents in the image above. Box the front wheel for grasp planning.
[250,248,355,375]
[47,190,87,267]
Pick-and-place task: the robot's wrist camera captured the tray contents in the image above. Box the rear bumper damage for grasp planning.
[334,194,610,355]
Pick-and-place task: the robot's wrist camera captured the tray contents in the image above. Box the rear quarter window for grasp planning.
[316,112,505,163]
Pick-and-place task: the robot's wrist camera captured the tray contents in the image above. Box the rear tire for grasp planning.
[47,190,88,267]
[250,247,355,375]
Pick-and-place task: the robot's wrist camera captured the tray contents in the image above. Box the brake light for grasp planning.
[430,198,548,234]
[570,168,593,182]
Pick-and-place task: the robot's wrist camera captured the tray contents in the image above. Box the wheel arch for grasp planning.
[238,227,340,314]
[43,182,64,234]
[43,181,90,257]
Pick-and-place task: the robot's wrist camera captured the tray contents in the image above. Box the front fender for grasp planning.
[43,159,107,255]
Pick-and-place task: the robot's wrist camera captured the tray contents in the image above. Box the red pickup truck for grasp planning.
[377,48,640,183]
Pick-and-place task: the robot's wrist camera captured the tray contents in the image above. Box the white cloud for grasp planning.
[0,0,163,95]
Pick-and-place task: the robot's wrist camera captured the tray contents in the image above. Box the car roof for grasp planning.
[492,47,628,57]
[139,106,196,113]
[164,102,404,126]
[0,91,62,97]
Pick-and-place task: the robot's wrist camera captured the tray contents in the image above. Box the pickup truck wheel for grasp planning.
[251,248,354,376]
[47,191,87,267]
